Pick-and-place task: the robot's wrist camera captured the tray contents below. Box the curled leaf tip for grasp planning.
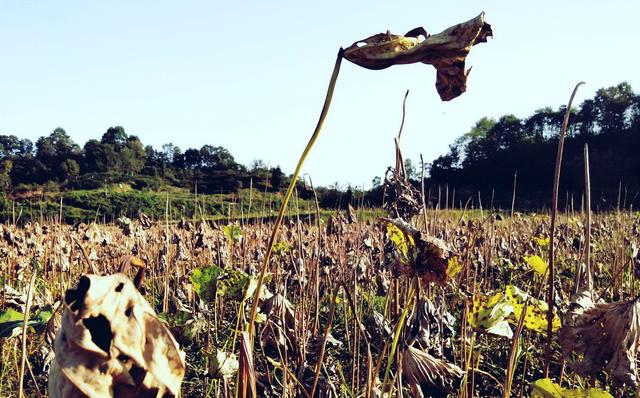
[343,13,492,101]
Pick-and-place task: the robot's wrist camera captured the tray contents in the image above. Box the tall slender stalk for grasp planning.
[309,288,339,398]
[544,81,584,376]
[237,48,343,398]
[18,271,36,398]
[583,144,592,291]
[247,48,344,338]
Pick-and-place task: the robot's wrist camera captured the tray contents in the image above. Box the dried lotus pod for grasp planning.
[48,273,186,398]
[343,13,492,101]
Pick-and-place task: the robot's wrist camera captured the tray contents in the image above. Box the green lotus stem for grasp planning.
[381,284,416,392]
[246,48,344,337]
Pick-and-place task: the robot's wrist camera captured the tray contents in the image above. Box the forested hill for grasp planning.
[2,81,639,220]
[425,82,640,210]
[0,126,304,221]
[0,126,287,196]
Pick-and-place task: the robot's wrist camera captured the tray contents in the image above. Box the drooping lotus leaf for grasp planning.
[343,12,492,101]
[383,217,457,285]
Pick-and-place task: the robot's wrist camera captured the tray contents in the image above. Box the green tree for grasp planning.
[121,136,145,175]
[60,159,80,181]
[0,160,13,191]
[270,166,284,192]
[594,82,635,134]
[83,140,120,173]
[101,126,128,149]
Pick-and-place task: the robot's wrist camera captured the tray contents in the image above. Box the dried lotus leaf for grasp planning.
[49,273,186,398]
[343,13,492,100]
[559,297,640,387]
[402,346,464,396]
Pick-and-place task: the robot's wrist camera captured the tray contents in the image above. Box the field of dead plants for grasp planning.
[1,11,638,398]
[1,197,639,397]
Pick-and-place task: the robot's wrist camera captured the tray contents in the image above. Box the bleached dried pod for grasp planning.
[559,296,640,387]
[48,273,186,397]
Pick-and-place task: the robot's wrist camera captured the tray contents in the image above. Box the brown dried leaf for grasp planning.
[260,293,298,356]
[343,13,492,101]
[383,218,455,285]
[347,204,358,224]
[559,296,640,387]
[402,346,464,397]
[48,274,186,397]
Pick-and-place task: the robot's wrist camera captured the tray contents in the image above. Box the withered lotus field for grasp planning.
[0,207,637,397]
[0,10,635,398]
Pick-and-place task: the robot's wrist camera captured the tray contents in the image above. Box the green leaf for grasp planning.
[531,378,613,398]
[191,265,224,302]
[218,268,248,301]
[272,240,291,256]
[0,308,26,339]
[0,308,24,323]
[223,224,243,244]
[31,307,53,325]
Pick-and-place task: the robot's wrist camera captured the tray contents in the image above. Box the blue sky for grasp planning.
[1,1,639,188]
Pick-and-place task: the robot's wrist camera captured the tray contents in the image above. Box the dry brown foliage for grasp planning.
[48,274,185,397]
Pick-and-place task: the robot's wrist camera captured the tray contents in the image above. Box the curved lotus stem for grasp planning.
[246,48,344,336]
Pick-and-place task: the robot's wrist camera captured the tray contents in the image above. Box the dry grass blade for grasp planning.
[545,81,585,375]
[238,331,257,398]
[309,288,339,398]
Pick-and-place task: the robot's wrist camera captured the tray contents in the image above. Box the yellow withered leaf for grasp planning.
[533,236,550,247]
[531,378,613,398]
[506,285,561,334]
[468,291,513,338]
[343,13,492,101]
[386,222,415,260]
[446,256,462,279]
[524,255,548,275]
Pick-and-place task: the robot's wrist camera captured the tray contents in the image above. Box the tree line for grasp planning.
[420,82,640,210]
[0,126,287,195]
[2,82,638,213]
